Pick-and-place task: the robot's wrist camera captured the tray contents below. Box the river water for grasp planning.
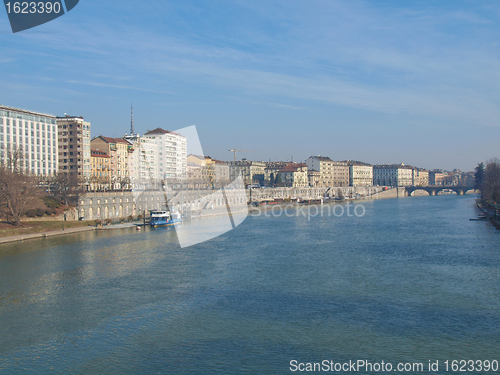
[0,195,499,374]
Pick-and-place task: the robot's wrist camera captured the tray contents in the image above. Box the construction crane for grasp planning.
[229,148,254,162]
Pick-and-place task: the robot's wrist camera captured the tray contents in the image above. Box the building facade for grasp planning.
[305,156,349,187]
[144,128,187,180]
[90,149,111,190]
[0,105,58,176]
[344,161,373,186]
[373,164,414,187]
[126,135,159,188]
[91,136,132,189]
[412,168,429,186]
[229,160,266,186]
[278,163,308,187]
[57,116,91,182]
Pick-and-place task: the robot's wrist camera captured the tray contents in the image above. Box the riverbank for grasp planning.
[0,221,140,245]
[0,189,473,245]
[0,220,94,239]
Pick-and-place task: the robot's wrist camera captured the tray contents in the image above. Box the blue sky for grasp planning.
[1,0,499,171]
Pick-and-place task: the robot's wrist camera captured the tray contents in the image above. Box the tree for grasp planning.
[275,173,283,187]
[54,172,81,206]
[482,159,500,203]
[474,162,485,191]
[0,148,41,226]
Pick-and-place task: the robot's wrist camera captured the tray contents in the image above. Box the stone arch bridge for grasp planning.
[405,185,476,196]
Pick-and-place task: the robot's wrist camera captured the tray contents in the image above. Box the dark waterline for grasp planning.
[1,195,500,374]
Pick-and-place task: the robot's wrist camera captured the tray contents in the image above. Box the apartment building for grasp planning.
[90,149,111,190]
[343,161,373,187]
[229,160,266,186]
[0,105,58,176]
[144,128,187,180]
[277,163,308,187]
[373,164,414,186]
[125,135,159,188]
[412,168,429,186]
[305,156,349,187]
[91,136,132,189]
[57,116,91,181]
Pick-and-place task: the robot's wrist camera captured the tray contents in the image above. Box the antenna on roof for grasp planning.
[130,104,134,135]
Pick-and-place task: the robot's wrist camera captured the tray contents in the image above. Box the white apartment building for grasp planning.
[0,105,58,176]
[344,161,373,186]
[144,128,187,180]
[373,164,414,187]
[125,134,159,188]
[57,116,91,180]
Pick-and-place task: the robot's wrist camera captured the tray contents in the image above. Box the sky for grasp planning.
[1,0,499,171]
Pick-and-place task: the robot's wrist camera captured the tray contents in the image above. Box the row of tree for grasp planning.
[475,159,500,204]
[0,149,81,226]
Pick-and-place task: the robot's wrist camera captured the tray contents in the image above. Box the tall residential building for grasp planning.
[144,128,187,180]
[57,116,91,181]
[0,105,58,176]
[305,156,349,187]
[373,164,414,187]
[126,135,159,188]
[90,136,132,189]
[343,160,373,187]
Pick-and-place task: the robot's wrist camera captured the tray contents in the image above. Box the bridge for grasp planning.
[405,185,476,196]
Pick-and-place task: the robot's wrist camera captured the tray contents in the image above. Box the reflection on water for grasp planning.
[1,195,500,374]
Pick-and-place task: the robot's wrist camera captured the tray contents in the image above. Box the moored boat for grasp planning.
[149,210,182,227]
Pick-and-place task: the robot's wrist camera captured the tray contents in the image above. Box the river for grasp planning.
[1,195,499,374]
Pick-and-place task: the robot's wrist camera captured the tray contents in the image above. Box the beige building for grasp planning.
[373,164,414,186]
[91,136,132,189]
[229,160,266,186]
[305,156,349,187]
[90,149,111,190]
[278,163,308,187]
[429,171,446,185]
[412,168,429,186]
[186,155,230,186]
[57,116,91,183]
[308,170,320,187]
[344,161,373,186]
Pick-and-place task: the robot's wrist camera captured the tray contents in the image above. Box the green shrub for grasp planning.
[36,208,45,217]
[127,215,133,222]
[43,196,60,209]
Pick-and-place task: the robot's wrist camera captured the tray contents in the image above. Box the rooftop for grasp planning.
[144,127,184,137]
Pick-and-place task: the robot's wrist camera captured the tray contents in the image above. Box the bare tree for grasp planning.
[0,148,41,226]
[482,158,500,203]
[54,172,81,206]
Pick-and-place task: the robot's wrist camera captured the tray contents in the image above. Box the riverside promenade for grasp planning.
[0,223,139,245]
